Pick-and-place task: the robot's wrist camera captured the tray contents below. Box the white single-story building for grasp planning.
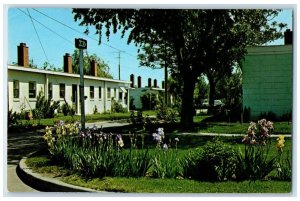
[128,74,165,110]
[8,43,131,115]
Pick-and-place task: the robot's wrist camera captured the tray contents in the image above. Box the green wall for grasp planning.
[242,45,293,119]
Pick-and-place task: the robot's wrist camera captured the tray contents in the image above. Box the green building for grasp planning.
[242,32,293,120]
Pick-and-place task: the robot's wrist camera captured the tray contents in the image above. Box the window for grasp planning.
[59,83,65,98]
[99,86,102,99]
[107,87,111,99]
[119,92,123,100]
[114,88,117,99]
[48,83,52,100]
[29,81,36,98]
[13,80,19,98]
[90,86,94,99]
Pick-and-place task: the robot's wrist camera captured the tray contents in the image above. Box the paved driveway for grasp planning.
[6,128,45,193]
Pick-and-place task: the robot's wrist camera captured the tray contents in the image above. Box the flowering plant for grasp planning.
[242,119,273,145]
[236,119,280,181]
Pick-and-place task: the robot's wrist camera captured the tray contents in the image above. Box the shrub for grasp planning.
[140,93,158,110]
[258,111,277,121]
[111,98,127,113]
[155,102,178,123]
[61,103,75,116]
[34,91,60,118]
[182,138,236,181]
[8,109,20,127]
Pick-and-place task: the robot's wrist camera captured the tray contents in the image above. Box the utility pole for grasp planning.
[118,51,121,80]
[75,38,87,130]
[114,51,124,80]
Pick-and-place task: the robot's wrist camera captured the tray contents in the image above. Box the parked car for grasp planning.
[202,99,224,107]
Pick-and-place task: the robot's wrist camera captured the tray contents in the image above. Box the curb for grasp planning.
[17,154,104,193]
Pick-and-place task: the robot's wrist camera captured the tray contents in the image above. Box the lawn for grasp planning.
[13,111,292,136]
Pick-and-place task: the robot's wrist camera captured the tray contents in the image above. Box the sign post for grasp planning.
[75,38,87,130]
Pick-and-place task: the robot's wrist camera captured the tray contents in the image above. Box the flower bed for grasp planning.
[43,119,291,182]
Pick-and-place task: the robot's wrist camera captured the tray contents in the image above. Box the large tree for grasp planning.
[72,9,286,129]
[72,49,113,78]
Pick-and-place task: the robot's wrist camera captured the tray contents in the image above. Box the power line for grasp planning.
[31,8,137,58]
[17,9,73,45]
[17,8,130,72]
[26,9,50,65]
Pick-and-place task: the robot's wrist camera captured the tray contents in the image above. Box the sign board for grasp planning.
[75,38,87,49]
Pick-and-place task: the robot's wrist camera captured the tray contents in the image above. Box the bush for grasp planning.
[61,103,75,116]
[34,91,60,118]
[141,93,159,110]
[155,102,178,123]
[182,138,236,181]
[111,98,127,113]
[8,109,20,127]
[258,111,277,121]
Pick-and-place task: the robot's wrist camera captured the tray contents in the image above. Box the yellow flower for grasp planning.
[276,135,285,152]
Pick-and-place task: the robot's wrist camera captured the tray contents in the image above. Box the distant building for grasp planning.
[129,74,165,110]
[8,43,130,115]
[242,30,293,119]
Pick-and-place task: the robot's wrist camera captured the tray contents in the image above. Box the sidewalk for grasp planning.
[7,129,44,193]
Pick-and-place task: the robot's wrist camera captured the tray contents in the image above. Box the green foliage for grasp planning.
[140,93,159,110]
[111,98,127,113]
[155,102,178,123]
[73,9,286,129]
[151,149,181,179]
[258,111,277,121]
[33,90,60,118]
[182,138,236,181]
[235,144,278,181]
[61,103,75,116]
[235,119,279,181]
[8,109,20,127]
[44,122,151,178]
[276,150,292,181]
[71,49,113,78]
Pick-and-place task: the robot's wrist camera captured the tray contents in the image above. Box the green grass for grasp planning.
[26,155,292,193]
[15,112,292,135]
[62,176,291,193]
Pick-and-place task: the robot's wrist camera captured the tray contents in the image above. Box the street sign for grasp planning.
[75,38,87,49]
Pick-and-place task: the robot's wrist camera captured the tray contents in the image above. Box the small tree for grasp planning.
[34,90,60,118]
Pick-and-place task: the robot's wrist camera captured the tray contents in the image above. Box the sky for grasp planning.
[7,7,293,87]
[7,7,165,87]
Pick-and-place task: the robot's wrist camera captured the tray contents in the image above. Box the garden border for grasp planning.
[17,153,106,193]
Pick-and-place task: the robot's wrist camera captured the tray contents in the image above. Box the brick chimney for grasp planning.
[148,78,152,88]
[138,76,142,88]
[90,60,97,76]
[162,81,165,89]
[17,43,29,67]
[130,74,135,88]
[63,53,72,73]
[284,29,292,45]
[154,79,158,88]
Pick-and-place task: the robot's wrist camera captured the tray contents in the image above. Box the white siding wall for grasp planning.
[8,67,130,114]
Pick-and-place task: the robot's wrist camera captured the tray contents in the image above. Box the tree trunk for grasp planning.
[180,76,196,130]
[208,78,216,114]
